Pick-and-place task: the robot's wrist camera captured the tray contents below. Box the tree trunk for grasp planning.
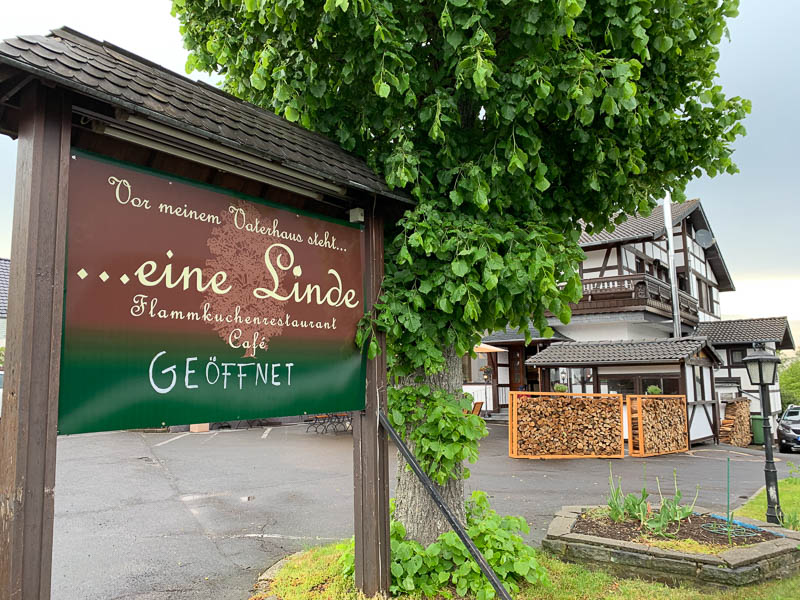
[393,346,465,547]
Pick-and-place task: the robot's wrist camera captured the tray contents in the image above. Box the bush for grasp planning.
[646,385,662,395]
[341,492,548,599]
[553,383,568,393]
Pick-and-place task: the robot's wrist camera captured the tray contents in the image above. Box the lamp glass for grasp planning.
[745,360,762,385]
[763,360,778,385]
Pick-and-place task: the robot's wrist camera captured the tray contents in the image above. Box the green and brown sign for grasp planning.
[59,152,365,434]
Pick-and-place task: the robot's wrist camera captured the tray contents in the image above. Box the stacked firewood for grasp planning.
[719,399,752,447]
[513,394,623,457]
[630,396,688,456]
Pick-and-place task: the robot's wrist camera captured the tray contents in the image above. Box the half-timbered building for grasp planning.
[466,200,795,444]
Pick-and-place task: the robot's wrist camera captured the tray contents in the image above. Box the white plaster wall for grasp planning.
[0,317,5,347]
[582,250,607,275]
[597,365,680,375]
[558,321,670,342]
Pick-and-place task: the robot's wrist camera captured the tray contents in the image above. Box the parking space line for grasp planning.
[261,428,273,439]
[153,432,190,447]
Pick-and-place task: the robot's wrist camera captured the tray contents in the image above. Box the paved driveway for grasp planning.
[52,422,791,599]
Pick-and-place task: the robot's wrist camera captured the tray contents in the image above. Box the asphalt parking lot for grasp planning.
[52,421,792,599]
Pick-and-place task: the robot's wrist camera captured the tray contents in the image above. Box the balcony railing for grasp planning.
[573,274,699,322]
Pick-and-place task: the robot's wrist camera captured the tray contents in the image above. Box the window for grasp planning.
[635,257,645,274]
[678,274,688,292]
[696,277,707,310]
[729,348,746,367]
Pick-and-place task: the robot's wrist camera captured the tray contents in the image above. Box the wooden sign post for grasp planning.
[353,207,391,595]
[0,83,70,600]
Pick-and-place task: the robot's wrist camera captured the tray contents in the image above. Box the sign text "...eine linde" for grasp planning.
[106,174,361,398]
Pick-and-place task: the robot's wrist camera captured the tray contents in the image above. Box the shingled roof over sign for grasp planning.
[0,27,410,204]
[695,317,795,350]
[526,337,722,366]
[0,257,9,320]
[579,199,734,293]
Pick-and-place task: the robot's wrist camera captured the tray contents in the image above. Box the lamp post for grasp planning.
[743,343,783,524]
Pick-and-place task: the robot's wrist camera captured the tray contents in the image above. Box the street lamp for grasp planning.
[743,343,783,524]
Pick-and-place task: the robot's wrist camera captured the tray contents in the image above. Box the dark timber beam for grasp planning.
[0,83,70,600]
[353,202,390,596]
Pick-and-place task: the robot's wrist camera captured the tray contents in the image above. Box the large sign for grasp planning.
[58,152,365,434]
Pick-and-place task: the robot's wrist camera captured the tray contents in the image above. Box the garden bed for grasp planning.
[573,511,777,548]
[543,505,800,587]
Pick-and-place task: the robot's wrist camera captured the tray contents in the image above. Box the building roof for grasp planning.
[0,28,410,204]
[695,317,795,350]
[483,323,571,344]
[579,199,734,293]
[579,199,700,247]
[526,337,721,366]
[0,257,8,319]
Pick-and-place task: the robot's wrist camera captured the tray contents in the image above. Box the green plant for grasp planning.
[646,385,662,395]
[645,471,699,538]
[388,385,487,485]
[553,383,569,393]
[340,493,547,599]
[0,346,4,369]
[607,465,649,526]
[780,511,800,531]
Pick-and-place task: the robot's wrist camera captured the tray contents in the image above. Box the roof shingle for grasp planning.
[526,337,719,366]
[0,28,408,203]
[694,318,795,350]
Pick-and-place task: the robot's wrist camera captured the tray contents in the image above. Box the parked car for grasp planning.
[777,405,800,453]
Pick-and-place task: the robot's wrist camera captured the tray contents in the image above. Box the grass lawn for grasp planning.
[735,476,800,523]
[250,542,800,600]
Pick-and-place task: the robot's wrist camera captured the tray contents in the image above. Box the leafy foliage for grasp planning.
[646,385,662,395]
[780,361,800,410]
[607,467,698,538]
[172,0,749,378]
[388,385,488,485]
[340,492,547,598]
[0,346,4,369]
[552,383,569,393]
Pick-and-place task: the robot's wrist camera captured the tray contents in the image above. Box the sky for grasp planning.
[0,1,798,328]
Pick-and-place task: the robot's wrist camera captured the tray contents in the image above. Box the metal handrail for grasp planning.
[379,412,513,600]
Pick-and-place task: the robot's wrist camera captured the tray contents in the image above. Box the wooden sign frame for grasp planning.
[0,82,390,599]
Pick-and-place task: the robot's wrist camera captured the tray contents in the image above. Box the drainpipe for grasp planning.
[664,192,682,338]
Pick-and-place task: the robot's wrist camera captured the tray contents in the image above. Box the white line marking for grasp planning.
[181,492,230,502]
[261,428,273,439]
[201,432,219,444]
[240,533,339,541]
[153,432,190,447]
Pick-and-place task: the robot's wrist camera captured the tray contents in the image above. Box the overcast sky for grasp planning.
[0,1,798,324]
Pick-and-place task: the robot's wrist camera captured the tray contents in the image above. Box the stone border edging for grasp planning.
[542,505,800,587]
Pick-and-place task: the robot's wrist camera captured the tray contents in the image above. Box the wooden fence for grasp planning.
[508,392,625,459]
[627,395,689,457]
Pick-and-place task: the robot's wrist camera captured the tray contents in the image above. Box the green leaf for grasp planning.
[375,81,391,98]
[392,408,405,426]
[451,260,469,277]
[284,106,300,122]
[390,562,404,578]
